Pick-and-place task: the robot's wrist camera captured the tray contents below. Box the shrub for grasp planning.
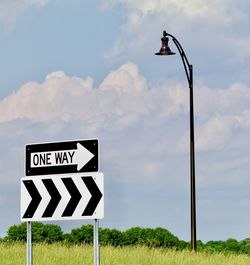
[204,240,225,253]
[32,223,63,243]
[5,223,27,242]
[4,221,248,256]
[223,238,240,253]
[64,225,93,244]
[123,227,145,245]
[153,227,179,248]
[240,238,250,254]
[99,228,124,246]
[5,222,63,243]
[122,227,180,249]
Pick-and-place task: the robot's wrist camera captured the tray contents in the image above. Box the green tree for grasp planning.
[223,238,240,253]
[5,223,27,242]
[205,240,226,253]
[122,227,180,249]
[240,238,250,254]
[32,222,63,243]
[123,227,144,245]
[153,227,180,248]
[99,228,124,246]
[5,222,63,243]
[64,225,93,244]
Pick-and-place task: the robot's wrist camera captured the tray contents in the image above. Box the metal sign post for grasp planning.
[94,219,100,265]
[27,222,32,265]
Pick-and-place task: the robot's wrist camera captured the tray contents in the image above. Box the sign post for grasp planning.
[27,222,32,265]
[94,219,100,265]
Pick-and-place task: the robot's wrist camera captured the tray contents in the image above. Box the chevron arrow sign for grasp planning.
[21,173,104,221]
[25,139,98,176]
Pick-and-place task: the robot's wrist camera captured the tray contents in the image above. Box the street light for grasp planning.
[155,30,197,252]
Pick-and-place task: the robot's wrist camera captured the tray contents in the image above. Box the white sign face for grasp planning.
[21,172,104,222]
[30,143,94,170]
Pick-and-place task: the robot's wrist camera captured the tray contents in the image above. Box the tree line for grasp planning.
[1,222,250,255]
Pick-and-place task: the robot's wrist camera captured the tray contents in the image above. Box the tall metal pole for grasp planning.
[189,65,196,251]
[171,35,197,252]
[155,31,197,251]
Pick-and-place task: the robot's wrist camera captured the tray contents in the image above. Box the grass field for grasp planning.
[1,243,250,265]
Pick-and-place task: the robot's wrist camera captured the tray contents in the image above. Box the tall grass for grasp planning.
[1,242,250,265]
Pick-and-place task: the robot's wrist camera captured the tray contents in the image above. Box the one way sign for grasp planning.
[26,139,98,176]
[21,173,104,221]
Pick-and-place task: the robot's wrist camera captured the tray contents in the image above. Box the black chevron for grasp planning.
[42,179,62,217]
[61,178,82,217]
[82,177,102,216]
[23,180,42,218]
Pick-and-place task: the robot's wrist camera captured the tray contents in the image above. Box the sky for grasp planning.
[0,0,250,242]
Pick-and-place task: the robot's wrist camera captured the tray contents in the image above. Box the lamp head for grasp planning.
[155,30,175,56]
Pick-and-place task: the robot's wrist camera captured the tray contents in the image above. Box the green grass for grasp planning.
[1,243,250,265]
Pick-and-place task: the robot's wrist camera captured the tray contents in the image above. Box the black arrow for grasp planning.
[42,179,62,217]
[62,178,82,217]
[82,177,102,216]
[23,180,42,219]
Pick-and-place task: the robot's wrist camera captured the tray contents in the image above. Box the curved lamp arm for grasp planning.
[166,32,192,86]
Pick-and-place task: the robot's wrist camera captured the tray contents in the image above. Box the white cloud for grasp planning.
[1,62,250,190]
[0,0,50,29]
[196,114,237,151]
[100,62,148,92]
[104,0,246,21]
[1,62,250,155]
[0,71,93,122]
[103,0,250,64]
